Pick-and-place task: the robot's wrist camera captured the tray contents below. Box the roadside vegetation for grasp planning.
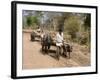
[23,10,91,52]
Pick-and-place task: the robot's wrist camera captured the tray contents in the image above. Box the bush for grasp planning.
[79,32,90,45]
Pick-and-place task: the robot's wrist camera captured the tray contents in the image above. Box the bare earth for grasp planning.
[22,32,91,69]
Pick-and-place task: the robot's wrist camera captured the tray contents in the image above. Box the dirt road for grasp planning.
[22,32,90,69]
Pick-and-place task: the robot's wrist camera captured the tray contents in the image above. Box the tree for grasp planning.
[84,14,91,30]
[64,16,80,39]
[26,16,33,27]
[26,16,39,29]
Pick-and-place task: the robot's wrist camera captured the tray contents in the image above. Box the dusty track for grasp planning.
[22,32,90,69]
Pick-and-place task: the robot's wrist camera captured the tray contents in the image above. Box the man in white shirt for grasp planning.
[55,29,64,59]
[56,29,63,47]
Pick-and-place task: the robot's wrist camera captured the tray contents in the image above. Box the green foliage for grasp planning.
[56,13,72,32]
[26,16,39,28]
[23,11,91,48]
[32,16,39,25]
[64,16,80,39]
[26,16,33,26]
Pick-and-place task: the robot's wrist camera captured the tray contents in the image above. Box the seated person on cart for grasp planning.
[55,29,64,59]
